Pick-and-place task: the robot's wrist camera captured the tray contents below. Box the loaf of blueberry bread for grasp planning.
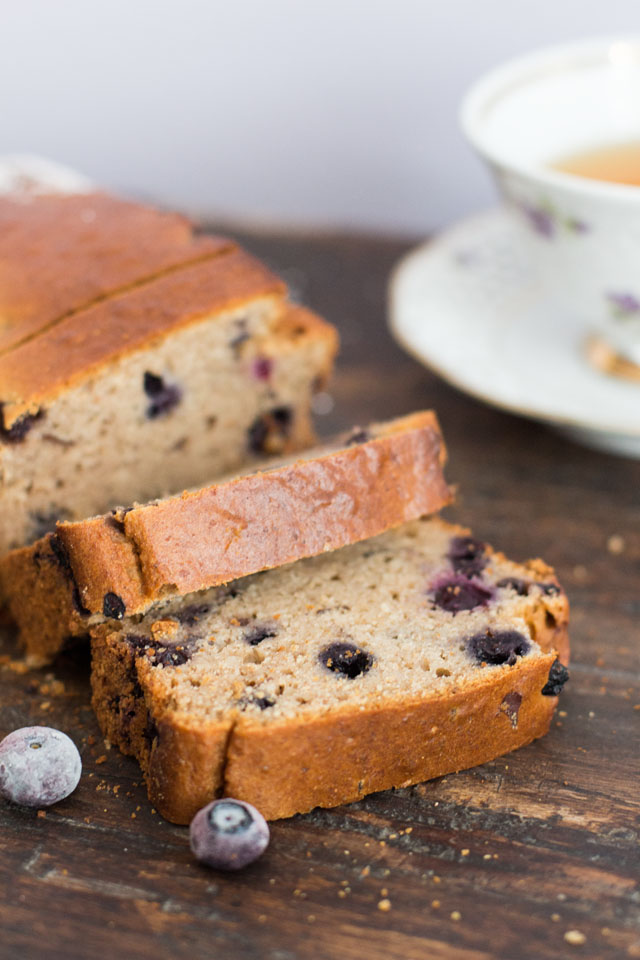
[1,412,451,664]
[91,517,570,823]
[0,174,231,357]
[0,247,338,554]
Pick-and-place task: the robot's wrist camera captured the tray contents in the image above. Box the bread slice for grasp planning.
[0,248,338,554]
[1,412,451,664]
[90,517,570,823]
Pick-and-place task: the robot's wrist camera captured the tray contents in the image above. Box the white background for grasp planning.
[1,1,638,233]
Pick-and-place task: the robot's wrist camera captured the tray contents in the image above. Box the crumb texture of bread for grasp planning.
[0,293,336,555]
[91,517,569,823]
[1,410,448,663]
[0,193,339,555]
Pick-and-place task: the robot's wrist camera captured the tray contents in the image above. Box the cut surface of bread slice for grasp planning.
[1,411,450,663]
[91,517,570,824]
[0,254,337,553]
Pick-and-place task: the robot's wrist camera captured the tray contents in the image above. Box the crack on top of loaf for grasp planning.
[0,244,236,365]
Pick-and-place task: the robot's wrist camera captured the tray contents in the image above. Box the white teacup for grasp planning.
[461,36,640,368]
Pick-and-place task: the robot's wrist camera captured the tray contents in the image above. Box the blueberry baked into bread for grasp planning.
[1,412,451,664]
[0,239,338,554]
[91,517,569,823]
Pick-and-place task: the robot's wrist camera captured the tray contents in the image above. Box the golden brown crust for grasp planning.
[72,409,449,604]
[223,653,558,820]
[0,249,285,425]
[0,535,84,665]
[0,192,230,356]
[91,619,567,824]
[2,408,450,661]
[91,632,232,825]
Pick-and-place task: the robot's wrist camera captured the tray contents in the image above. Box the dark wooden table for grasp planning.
[1,230,639,960]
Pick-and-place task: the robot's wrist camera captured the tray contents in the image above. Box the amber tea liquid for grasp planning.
[552,140,640,186]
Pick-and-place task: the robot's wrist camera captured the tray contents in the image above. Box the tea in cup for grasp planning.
[461,36,640,371]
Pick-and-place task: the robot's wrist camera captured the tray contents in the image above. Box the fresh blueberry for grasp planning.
[243,622,278,646]
[319,641,374,678]
[467,629,530,666]
[448,536,487,577]
[432,578,493,613]
[174,604,211,626]
[247,406,292,454]
[125,633,196,668]
[539,582,562,596]
[496,577,531,596]
[0,405,44,443]
[103,592,126,620]
[241,694,276,710]
[190,798,270,870]
[0,727,82,807]
[345,428,370,446]
[541,658,570,695]
[143,372,182,419]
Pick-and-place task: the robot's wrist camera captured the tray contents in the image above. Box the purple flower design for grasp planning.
[523,204,555,239]
[566,217,589,235]
[513,197,590,240]
[606,292,640,321]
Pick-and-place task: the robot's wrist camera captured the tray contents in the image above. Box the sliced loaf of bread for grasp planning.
[91,517,569,823]
[1,412,450,663]
[0,250,338,553]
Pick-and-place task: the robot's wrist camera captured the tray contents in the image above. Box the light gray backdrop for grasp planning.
[2,1,638,232]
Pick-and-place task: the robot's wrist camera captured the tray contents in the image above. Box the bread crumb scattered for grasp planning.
[461,849,470,856]
[573,563,591,584]
[37,810,46,819]
[95,755,107,765]
[431,900,441,909]
[378,899,391,912]
[607,534,625,555]
[564,930,586,946]
[450,911,461,921]
[551,913,560,922]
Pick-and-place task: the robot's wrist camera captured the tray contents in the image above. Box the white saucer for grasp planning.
[389,208,640,458]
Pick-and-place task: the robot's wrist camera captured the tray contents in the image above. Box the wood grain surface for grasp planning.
[1,230,638,960]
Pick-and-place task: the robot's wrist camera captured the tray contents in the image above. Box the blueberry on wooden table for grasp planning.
[190,799,270,870]
[0,726,82,807]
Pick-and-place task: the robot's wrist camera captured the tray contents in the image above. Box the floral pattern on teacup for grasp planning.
[507,191,591,240]
[606,292,640,321]
[515,198,589,239]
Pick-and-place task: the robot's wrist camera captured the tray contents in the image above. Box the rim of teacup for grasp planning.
[460,35,640,204]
